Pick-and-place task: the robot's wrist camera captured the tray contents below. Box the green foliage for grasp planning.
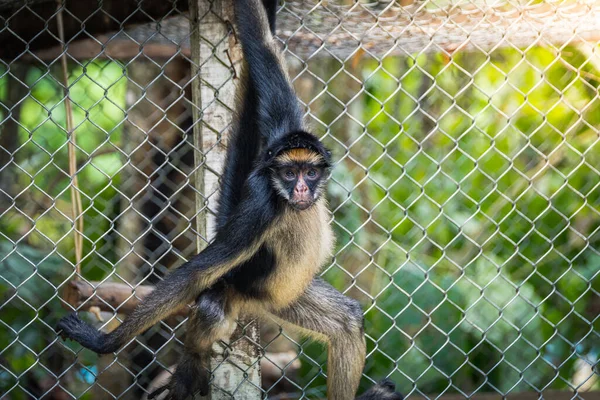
[315,45,600,396]
[1,44,599,398]
[0,61,126,398]
[3,61,127,274]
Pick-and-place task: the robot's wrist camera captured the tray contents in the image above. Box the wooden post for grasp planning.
[189,0,262,398]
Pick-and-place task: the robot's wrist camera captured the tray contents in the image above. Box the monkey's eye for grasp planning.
[306,169,319,180]
[283,169,296,181]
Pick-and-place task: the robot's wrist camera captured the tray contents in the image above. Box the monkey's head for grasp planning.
[266,131,332,211]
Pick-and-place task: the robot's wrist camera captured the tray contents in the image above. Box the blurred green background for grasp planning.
[0,44,599,398]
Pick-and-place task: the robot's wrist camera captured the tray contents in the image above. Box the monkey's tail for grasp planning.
[233,0,305,144]
[56,264,199,354]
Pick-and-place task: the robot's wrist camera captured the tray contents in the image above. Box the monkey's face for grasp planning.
[272,148,328,210]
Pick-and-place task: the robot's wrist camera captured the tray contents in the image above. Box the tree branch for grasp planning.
[64,279,189,317]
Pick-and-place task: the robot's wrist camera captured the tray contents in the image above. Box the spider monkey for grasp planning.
[56,0,402,398]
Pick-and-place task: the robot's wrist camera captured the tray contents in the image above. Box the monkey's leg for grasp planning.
[149,287,238,400]
[270,278,366,400]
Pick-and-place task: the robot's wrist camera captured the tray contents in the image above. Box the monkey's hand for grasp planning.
[56,313,119,354]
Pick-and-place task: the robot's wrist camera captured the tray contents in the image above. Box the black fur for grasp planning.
[215,0,313,230]
[265,130,332,167]
[234,0,304,146]
[148,353,209,399]
[146,289,229,399]
[225,245,277,299]
[56,313,120,354]
[356,379,404,400]
[56,172,279,354]
[262,0,278,34]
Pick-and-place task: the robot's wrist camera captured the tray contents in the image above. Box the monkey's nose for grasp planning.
[295,184,308,194]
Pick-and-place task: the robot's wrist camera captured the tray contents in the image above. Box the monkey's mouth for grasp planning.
[292,200,312,211]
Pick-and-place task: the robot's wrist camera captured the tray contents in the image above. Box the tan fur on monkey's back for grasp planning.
[265,198,335,307]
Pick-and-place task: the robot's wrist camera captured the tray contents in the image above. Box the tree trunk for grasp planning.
[190,0,262,398]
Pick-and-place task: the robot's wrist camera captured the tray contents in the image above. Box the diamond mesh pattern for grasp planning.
[0,0,598,399]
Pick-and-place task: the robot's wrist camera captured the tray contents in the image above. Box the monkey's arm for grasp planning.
[57,172,276,354]
[215,0,280,230]
[234,0,304,145]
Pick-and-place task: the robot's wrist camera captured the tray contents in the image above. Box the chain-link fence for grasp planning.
[1,0,599,399]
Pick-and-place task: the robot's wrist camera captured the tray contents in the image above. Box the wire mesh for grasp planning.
[0,0,599,399]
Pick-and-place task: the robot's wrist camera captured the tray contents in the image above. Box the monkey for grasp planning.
[56,0,369,399]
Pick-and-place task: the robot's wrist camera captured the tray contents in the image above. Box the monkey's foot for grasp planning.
[148,361,209,400]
